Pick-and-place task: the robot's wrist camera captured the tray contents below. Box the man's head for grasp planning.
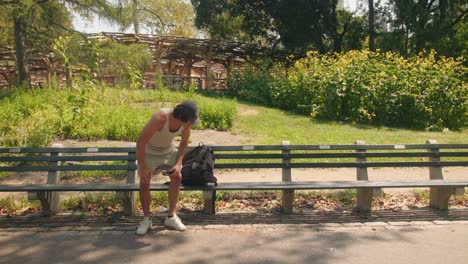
[173,100,200,125]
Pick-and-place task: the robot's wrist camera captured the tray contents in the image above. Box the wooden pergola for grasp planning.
[0,33,294,90]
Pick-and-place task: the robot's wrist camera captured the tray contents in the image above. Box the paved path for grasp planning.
[1,210,468,264]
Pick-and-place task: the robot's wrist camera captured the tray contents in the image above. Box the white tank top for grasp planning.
[145,108,184,155]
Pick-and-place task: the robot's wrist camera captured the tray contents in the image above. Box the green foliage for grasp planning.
[387,0,467,57]
[115,0,198,37]
[61,193,123,214]
[97,40,152,87]
[198,97,237,131]
[0,86,237,147]
[0,89,62,147]
[8,0,73,49]
[413,189,430,203]
[144,191,203,212]
[126,66,144,90]
[0,172,12,181]
[0,196,40,215]
[192,0,338,50]
[66,161,128,180]
[228,50,467,131]
[228,67,272,105]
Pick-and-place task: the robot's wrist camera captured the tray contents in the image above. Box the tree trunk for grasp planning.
[368,0,375,51]
[184,56,193,87]
[404,27,409,58]
[133,0,139,34]
[65,62,72,88]
[334,33,343,53]
[13,14,30,88]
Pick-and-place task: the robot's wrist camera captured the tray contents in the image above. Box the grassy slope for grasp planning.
[232,102,467,145]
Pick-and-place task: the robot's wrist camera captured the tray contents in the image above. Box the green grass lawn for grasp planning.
[232,101,467,145]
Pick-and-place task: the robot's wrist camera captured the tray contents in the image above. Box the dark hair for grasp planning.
[173,100,199,123]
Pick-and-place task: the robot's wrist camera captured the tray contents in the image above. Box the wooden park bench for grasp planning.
[0,140,467,216]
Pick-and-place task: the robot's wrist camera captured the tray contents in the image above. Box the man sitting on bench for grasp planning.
[135,100,200,235]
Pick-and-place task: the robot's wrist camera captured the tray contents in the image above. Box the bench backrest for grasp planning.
[211,143,468,169]
[0,147,136,172]
[1,143,467,173]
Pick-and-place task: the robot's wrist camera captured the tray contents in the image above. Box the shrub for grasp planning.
[227,50,467,131]
[0,86,237,147]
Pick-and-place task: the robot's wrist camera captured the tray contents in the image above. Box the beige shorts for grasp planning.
[144,149,178,173]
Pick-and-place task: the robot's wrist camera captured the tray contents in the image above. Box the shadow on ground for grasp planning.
[1,208,467,264]
[1,208,467,229]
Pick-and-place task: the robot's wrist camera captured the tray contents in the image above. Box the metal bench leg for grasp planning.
[203,190,216,215]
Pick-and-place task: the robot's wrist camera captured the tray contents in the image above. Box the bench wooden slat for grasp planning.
[0,148,134,153]
[291,161,468,168]
[211,144,468,151]
[2,152,465,163]
[214,152,468,159]
[0,164,137,172]
[0,155,135,162]
[215,161,468,169]
[286,144,468,150]
[212,181,468,190]
[1,180,466,192]
[1,144,467,154]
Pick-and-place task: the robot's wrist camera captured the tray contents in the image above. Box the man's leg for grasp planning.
[165,173,186,231]
[168,173,182,216]
[139,170,152,217]
[164,149,181,216]
[163,150,186,231]
[136,169,153,235]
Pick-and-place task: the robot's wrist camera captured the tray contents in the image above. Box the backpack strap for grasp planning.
[192,145,210,170]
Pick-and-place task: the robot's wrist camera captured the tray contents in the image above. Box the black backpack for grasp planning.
[181,144,217,186]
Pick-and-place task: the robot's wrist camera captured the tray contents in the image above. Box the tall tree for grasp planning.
[0,0,119,87]
[388,0,467,56]
[191,0,253,42]
[132,0,139,34]
[368,0,375,51]
[117,0,198,37]
[332,8,367,52]
[192,0,338,52]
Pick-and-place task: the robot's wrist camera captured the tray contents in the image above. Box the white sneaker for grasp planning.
[164,215,187,231]
[135,217,152,235]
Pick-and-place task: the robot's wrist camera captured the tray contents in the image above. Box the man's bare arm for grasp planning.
[136,111,165,183]
[170,124,191,177]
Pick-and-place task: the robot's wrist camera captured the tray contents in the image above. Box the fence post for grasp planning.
[427,140,452,210]
[123,143,137,215]
[355,140,375,212]
[40,143,63,216]
[281,141,294,214]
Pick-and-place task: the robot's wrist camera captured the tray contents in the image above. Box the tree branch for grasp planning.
[62,0,107,17]
[0,0,17,6]
[138,7,170,27]
[451,9,468,27]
